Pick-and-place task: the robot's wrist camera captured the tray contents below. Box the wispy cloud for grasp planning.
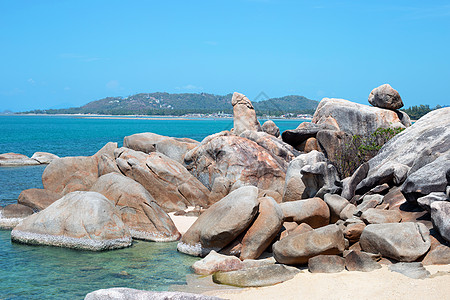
[59,53,102,62]
[175,84,203,91]
[27,78,36,85]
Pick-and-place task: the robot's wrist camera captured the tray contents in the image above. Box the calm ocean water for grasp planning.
[0,115,305,299]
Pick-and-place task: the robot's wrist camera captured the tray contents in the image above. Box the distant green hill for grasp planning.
[23,92,319,116]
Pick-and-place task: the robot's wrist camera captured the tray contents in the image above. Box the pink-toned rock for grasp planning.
[231,92,262,135]
[30,152,59,164]
[361,208,402,224]
[18,188,62,211]
[280,197,330,228]
[344,223,366,243]
[192,250,244,275]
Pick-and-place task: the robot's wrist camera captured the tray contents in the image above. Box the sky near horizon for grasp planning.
[1,0,449,112]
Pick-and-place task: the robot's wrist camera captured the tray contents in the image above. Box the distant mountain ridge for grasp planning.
[23,92,319,116]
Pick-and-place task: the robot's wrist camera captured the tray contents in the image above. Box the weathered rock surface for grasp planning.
[231,92,262,135]
[356,108,450,198]
[208,177,233,204]
[339,203,357,220]
[30,152,59,164]
[368,84,404,110]
[281,122,334,150]
[0,204,34,229]
[360,222,431,262]
[280,197,330,228]
[115,147,210,212]
[341,163,369,200]
[345,250,382,272]
[178,186,259,257]
[344,223,366,243]
[324,193,350,223]
[308,255,345,273]
[262,120,280,137]
[240,197,284,260]
[361,208,402,224]
[90,173,180,241]
[355,194,384,215]
[84,288,221,300]
[417,192,449,212]
[240,130,298,170]
[273,224,345,265]
[11,191,132,250]
[431,201,450,242]
[422,244,450,265]
[0,153,40,166]
[123,132,199,164]
[388,262,430,279]
[184,132,285,195]
[192,250,243,275]
[300,160,341,199]
[212,264,299,287]
[18,188,62,211]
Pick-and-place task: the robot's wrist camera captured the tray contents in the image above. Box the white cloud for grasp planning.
[27,78,35,85]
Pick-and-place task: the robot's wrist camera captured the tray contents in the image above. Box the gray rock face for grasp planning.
[301,161,341,198]
[417,192,449,212]
[308,255,345,273]
[273,224,345,265]
[231,92,262,135]
[177,186,259,257]
[85,288,221,300]
[283,151,326,202]
[280,197,330,228]
[422,245,450,265]
[11,191,132,251]
[30,152,59,164]
[360,222,431,262]
[212,264,300,287]
[344,250,382,272]
[90,173,181,242]
[356,108,450,198]
[240,130,299,170]
[18,188,62,211]
[192,250,243,275]
[368,84,404,110]
[262,120,280,137]
[123,132,199,164]
[281,122,335,149]
[0,152,40,166]
[360,208,402,224]
[0,204,34,229]
[324,193,350,223]
[312,98,410,137]
[388,262,430,279]
[431,201,450,242]
[115,147,210,212]
[240,197,284,260]
[341,163,369,200]
[184,132,285,195]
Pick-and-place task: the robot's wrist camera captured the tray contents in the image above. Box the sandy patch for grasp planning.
[206,264,450,300]
[168,212,197,235]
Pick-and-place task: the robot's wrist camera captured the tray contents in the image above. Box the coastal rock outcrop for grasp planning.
[177,186,259,257]
[279,198,330,228]
[261,120,280,137]
[184,132,286,195]
[368,84,403,110]
[430,201,450,242]
[231,92,262,135]
[90,173,181,242]
[191,250,244,275]
[30,152,59,164]
[344,250,382,272]
[0,153,40,166]
[11,191,132,251]
[123,132,199,164]
[84,289,220,300]
[308,255,345,273]
[0,204,34,229]
[359,222,431,262]
[115,147,210,212]
[18,188,62,211]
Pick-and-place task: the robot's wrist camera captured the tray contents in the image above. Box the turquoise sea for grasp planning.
[0,115,304,299]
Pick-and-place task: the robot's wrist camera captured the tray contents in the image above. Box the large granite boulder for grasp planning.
[360,208,402,224]
[18,188,62,211]
[239,130,299,170]
[261,120,280,137]
[123,132,199,164]
[360,222,431,262]
[368,84,404,110]
[231,92,262,135]
[212,264,299,287]
[300,160,341,198]
[192,250,244,275]
[417,192,449,213]
[240,197,284,260]
[279,197,330,228]
[90,173,180,242]
[184,132,285,195]
[177,186,259,257]
[308,255,345,273]
[356,108,450,199]
[30,152,59,164]
[282,122,335,150]
[85,288,220,300]
[0,153,40,166]
[115,147,210,212]
[11,191,132,251]
[273,224,345,265]
[324,193,350,223]
[0,204,34,229]
[344,250,381,272]
[431,201,450,242]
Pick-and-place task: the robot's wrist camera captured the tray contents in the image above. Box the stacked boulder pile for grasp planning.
[1,86,449,287]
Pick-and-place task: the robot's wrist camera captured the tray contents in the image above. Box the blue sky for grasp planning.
[1,0,449,111]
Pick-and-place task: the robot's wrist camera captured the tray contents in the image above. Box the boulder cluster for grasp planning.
[1,86,449,287]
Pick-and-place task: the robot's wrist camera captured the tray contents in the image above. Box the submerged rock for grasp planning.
[11,191,132,251]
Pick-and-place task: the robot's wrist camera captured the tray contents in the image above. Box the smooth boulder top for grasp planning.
[0,153,40,166]
[368,84,404,110]
[312,98,410,136]
[11,191,132,251]
[30,152,59,164]
[231,92,262,135]
[262,120,280,137]
[0,204,34,229]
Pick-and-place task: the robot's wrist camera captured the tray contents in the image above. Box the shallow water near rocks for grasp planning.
[0,115,304,299]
